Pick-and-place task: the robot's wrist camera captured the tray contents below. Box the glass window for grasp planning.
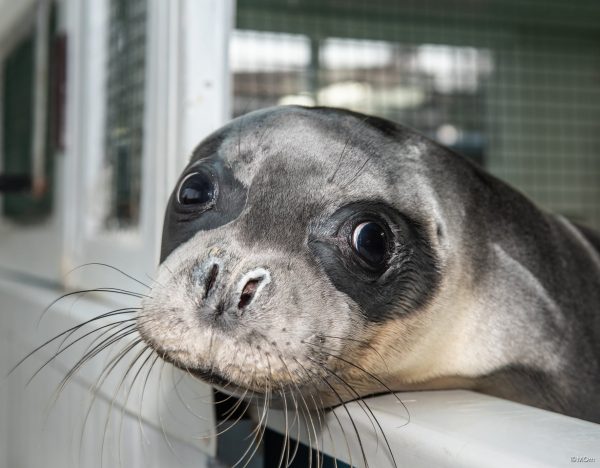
[232,0,600,229]
[2,6,58,224]
[231,30,311,116]
[104,0,147,230]
[231,30,493,167]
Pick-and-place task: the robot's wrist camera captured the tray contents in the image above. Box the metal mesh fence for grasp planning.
[105,0,147,229]
[231,0,600,229]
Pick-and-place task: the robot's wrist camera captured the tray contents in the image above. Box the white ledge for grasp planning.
[265,389,600,467]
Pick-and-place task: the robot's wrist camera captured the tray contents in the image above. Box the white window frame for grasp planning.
[0,0,64,283]
[266,390,600,466]
[0,0,235,463]
[62,0,234,291]
[0,0,234,289]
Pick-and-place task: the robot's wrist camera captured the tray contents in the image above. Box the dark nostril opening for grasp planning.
[204,263,219,299]
[238,278,261,309]
[215,301,226,316]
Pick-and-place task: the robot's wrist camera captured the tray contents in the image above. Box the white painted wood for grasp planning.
[265,390,600,467]
[0,2,64,283]
[0,0,236,465]
[0,276,216,467]
[31,0,51,190]
[62,0,155,288]
[179,0,234,169]
[64,0,236,291]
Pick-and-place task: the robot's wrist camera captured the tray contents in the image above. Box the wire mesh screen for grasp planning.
[104,0,147,229]
[231,0,600,229]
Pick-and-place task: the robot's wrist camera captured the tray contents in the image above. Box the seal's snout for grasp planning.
[233,267,271,312]
[191,258,223,300]
[191,257,272,320]
[203,263,219,298]
[238,272,268,310]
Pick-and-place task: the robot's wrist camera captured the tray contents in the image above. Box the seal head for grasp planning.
[138,106,600,421]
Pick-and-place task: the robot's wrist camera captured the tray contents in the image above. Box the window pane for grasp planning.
[232,0,600,229]
[104,0,147,229]
[2,8,58,224]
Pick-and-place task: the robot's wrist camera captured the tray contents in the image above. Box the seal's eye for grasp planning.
[351,221,388,266]
[177,171,216,206]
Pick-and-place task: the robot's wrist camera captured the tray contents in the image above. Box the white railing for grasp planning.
[265,387,600,468]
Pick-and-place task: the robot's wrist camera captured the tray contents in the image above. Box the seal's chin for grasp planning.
[158,354,243,391]
[170,361,301,408]
[163,356,268,399]
[160,353,324,408]
[185,365,235,388]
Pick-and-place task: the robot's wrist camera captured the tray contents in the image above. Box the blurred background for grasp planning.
[0,0,599,467]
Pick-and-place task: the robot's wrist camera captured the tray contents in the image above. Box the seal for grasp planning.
[137,105,600,424]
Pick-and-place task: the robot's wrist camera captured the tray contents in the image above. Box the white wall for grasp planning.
[0,277,215,468]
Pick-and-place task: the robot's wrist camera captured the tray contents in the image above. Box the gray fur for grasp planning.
[138,106,600,422]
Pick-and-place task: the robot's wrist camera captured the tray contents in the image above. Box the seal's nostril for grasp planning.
[238,278,261,309]
[204,263,219,298]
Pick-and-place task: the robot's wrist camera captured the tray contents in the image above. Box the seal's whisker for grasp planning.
[299,364,330,468]
[237,374,271,468]
[232,354,275,468]
[307,358,383,467]
[294,358,353,468]
[98,339,146,468]
[115,347,155,450]
[296,388,320,468]
[311,395,338,468]
[276,386,290,468]
[274,352,310,467]
[294,359,366,468]
[144,272,164,289]
[76,330,147,465]
[233,402,265,468]
[156,360,180,462]
[248,353,275,468]
[39,320,135,418]
[321,377,370,468]
[311,346,411,425]
[312,359,396,468]
[249,380,272,467]
[83,336,143,418]
[138,354,161,445]
[208,351,252,408]
[27,318,137,386]
[67,262,152,290]
[327,114,371,185]
[212,391,239,405]
[55,308,139,355]
[212,393,253,439]
[340,156,372,190]
[299,394,315,468]
[220,386,251,421]
[288,358,326,468]
[55,325,138,400]
[318,334,390,373]
[117,345,154,468]
[9,308,138,377]
[169,366,210,422]
[85,336,142,467]
[286,391,303,468]
[244,371,266,442]
[37,288,147,326]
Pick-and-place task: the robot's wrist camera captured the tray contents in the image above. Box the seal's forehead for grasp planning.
[191,106,423,189]
[161,106,446,261]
